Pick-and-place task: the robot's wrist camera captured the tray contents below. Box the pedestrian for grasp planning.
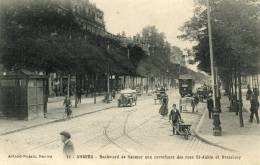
[63,96,72,119]
[112,89,116,99]
[76,88,82,104]
[207,96,213,119]
[191,94,199,113]
[60,131,75,158]
[249,93,259,124]
[246,85,253,100]
[169,104,182,135]
[159,94,168,116]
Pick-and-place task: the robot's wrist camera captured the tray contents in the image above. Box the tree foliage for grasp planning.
[0,0,147,75]
[179,0,260,75]
[134,25,175,76]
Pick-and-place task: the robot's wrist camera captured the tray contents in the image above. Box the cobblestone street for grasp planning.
[0,89,249,165]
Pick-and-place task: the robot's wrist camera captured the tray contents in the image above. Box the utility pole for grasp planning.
[207,0,222,136]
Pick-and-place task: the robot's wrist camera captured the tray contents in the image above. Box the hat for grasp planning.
[60,131,71,139]
[172,104,176,107]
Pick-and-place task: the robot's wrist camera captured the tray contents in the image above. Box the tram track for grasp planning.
[22,105,151,154]
[95,108,139,153]
[94,108,157,153]
[2,91,240,157]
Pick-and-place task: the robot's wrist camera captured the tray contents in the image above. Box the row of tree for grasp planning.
[180,0,260,127]
[0,0,204,110]
[0,0,189,79]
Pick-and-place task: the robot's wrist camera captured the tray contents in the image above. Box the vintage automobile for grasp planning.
[154,87,166,104]
[196,87,208,102]
[179,74,195,98]
[118,89,137,107]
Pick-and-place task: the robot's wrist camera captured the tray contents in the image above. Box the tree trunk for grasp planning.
[123,75,126,89]
[238,59,244,127]
[74,74,78,108]
[107,64,110,103]
[257,75,259,89]
[43,73,50,118]
[94,73,97,104]
[234,64,238,116]
[229,71,234,112]
[252,75,254,88]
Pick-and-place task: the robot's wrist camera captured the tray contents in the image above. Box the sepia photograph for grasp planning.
[0,0,259,165]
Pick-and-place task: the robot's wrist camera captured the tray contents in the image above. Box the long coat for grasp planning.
[63,140,75,157]
[250,96,259,112]
[207,98,214,111]
[159,96,168,116]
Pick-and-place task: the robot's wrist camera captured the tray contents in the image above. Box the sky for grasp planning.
[90,0,195,50]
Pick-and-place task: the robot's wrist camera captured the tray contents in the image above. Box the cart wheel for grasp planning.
[184,129,189,140]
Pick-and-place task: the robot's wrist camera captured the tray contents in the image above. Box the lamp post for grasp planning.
[207,0,222,136]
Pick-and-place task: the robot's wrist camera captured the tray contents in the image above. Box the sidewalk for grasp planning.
[0,92,154,136]
[195,94,260,161]
[0,96,116,136]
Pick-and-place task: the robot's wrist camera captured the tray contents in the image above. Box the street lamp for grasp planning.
[207,0,222,136]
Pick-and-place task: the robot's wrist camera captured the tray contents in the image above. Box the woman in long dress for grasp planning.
[159,94,168,116]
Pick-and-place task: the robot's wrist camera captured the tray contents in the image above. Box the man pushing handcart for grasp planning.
[169,104,192,140]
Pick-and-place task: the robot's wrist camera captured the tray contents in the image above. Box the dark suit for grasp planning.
[250,96,259,123]
[207,98,213,119]
[63,139,75,158]
[169,109,181,134]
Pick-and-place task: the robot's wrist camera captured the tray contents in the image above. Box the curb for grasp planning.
[0,105,116,136]
[193,106,240,153]
[0,95,152,136]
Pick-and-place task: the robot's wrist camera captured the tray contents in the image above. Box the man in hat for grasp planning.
[207,95,214,119]
[249,93,259,124]
[169,104,182,135]
[60,131,75,158]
